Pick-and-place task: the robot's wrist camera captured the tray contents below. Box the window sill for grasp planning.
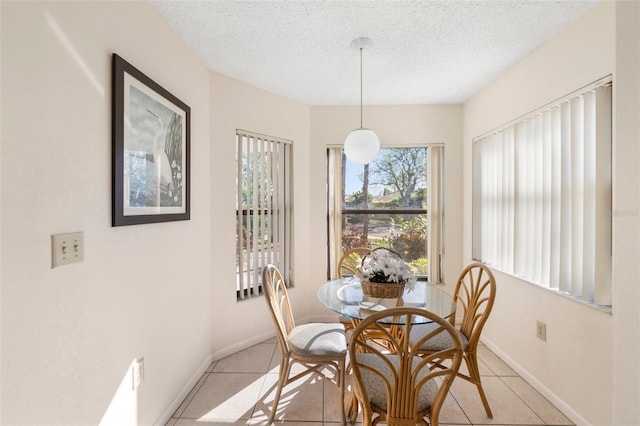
[483,264,612,315]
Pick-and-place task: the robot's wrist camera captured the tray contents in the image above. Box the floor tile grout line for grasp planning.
[445,386,473,426]
[497,374,544,424]
[170,338,568,425]
[173,371,211,419]
[496,374,574,426]
[255,372,276,421]
[249,343,280,422]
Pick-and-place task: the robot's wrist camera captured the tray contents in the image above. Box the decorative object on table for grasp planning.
[410,262,497,419]
[343,37,380,165]
[348,307,464,425]
[357,247,417,298]
[112,53,190,226]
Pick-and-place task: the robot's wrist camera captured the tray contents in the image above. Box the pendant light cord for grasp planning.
[360,47,363,128]
[344,37,379,165]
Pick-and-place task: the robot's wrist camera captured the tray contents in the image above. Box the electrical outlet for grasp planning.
[536,320,547,342]
[132,358,144,389]
[51,232,84,268]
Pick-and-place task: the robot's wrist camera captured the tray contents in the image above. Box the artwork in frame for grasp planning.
[112,53,190,226]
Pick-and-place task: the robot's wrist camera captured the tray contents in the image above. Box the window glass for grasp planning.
[236,131,292,300]
[330,146,442,281]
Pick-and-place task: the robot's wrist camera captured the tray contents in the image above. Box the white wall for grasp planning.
[1,2,212,424]
[462,2,614,425]
[308,104,464,320]
[613,1,640,424]
[207,72,312,355]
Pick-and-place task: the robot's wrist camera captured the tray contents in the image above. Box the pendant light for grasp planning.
[344,37,380,165]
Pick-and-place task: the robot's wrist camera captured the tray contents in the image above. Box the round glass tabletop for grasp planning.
[317,277,456,324]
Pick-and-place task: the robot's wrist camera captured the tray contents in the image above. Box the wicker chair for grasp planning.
[262,264,347,423]
[410,263,497,418]
[337,247,373,279]
[337,247,402,280]
[349,307,464,426]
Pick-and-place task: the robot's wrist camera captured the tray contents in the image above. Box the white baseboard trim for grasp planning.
[481,336,590,426]
[155,330,276,425]
[210,329,276,361]
[154,354,213,426]
[155,319,338,425]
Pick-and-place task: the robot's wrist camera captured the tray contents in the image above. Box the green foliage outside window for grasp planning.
[340,147,429,277]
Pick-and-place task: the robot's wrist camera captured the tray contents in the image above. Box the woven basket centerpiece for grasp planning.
[357,247,416,299]
[361,280,406,299]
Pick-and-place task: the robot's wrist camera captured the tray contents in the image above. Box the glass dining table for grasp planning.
[317,277,456,324]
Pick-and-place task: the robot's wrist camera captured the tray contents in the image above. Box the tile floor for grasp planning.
[166,338,574,425]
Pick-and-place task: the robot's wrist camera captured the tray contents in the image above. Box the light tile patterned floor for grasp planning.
[165,338,573,425]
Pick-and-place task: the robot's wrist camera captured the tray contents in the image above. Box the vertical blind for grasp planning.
[327,148,343,275]
[427,146,444,284]
[236,130,293,300]
[472,79,612,306]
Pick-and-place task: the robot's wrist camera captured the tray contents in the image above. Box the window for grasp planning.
[472,77,612,306]
[327,146,444,282]
[236,130,293,300]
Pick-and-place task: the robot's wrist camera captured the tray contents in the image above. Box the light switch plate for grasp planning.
[132,357,144,389]
[51,232,84,268]
[536,320,547,342]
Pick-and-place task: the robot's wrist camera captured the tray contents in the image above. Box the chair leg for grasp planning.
[347,392,358,424]
[465,350,493,419]
[339,359,347,425]
[475,381,493,419]
[270,357,291,422]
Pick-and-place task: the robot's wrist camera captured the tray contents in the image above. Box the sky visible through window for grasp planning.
[344,157,385,197]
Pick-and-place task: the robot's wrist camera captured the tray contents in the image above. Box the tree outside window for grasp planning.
[341,147,429,276]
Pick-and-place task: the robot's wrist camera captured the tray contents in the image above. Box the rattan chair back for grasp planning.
[262,264,347,423]
[262,264,296,354]
[414,263,497,419]
[451,263,496,351]
[349,307,463,426]
[337,247,372,278]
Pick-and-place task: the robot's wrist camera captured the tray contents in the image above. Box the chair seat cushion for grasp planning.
[409,322,469,351]
[288,323,347,356]
[356,353,438,411]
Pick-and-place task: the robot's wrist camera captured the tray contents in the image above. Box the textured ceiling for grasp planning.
[149,0,597,106]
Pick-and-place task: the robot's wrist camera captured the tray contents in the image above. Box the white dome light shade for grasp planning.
[344,128,380,165]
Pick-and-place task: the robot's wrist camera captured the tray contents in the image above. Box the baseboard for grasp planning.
[157,322,591,425]
[154,354,213,426]
[481,336,590,426]
[154,329,277,425]
[210,329,276,361]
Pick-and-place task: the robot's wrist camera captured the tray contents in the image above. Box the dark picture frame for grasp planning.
[112,53,190,226]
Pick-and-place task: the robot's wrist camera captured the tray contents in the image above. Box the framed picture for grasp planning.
[112,53,190,226]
